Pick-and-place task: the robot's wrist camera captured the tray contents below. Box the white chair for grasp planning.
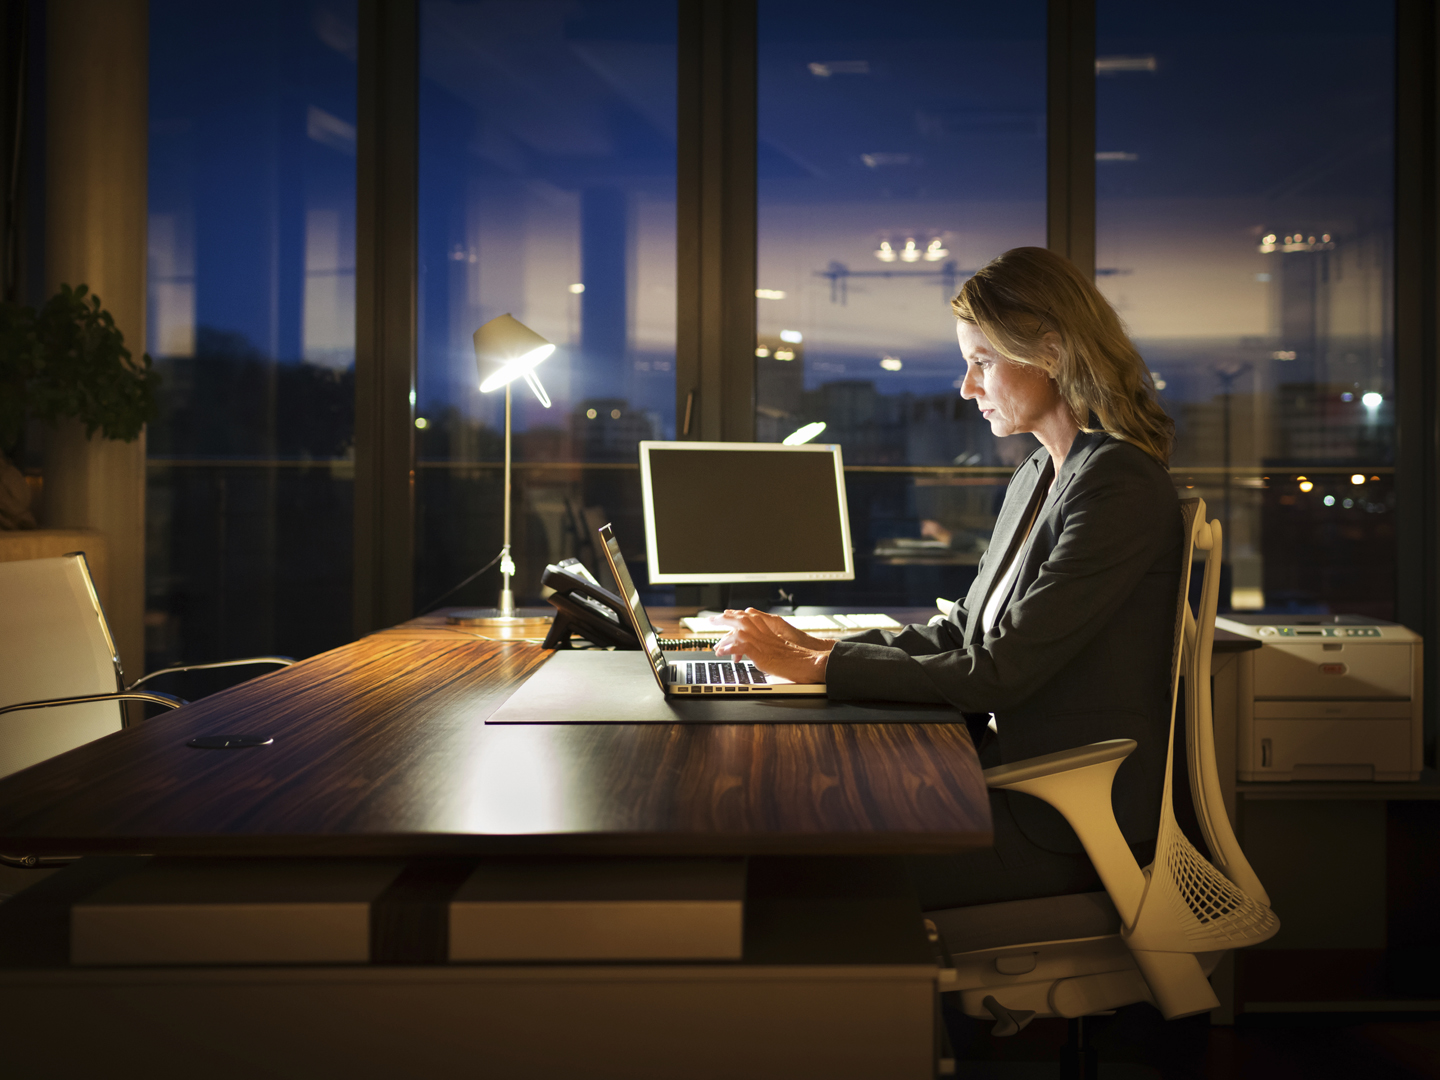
[0,552,293,799]
[928,498,1279,1041]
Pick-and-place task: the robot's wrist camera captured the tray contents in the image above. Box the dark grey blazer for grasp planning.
[826,429,1182,854]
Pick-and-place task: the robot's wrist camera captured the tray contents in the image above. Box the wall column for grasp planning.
[44,0,148,678]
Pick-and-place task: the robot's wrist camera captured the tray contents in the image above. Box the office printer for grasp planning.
[1217,615,1423,782]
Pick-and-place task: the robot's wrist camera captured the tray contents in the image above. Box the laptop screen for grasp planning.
[598,523,670,691]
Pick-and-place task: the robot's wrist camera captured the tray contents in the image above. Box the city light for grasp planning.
[1299,481,1314,493]
[880,356,903,371]
[755,288,786,300]
[809,60,869,77]
[755,346,770,358]
[1351,474,1365,485]
[775,348,795,361]
[780,330,803,343]
[1324,495,1336,506]
[1362,392,1383,408]
[783,421,827,445]
[568,283,585,294]
[1258,232,1334,254]
[414,417,429,430]
[1095,55,1157,73]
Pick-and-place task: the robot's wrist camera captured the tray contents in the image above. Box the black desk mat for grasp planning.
[485,649,960,725]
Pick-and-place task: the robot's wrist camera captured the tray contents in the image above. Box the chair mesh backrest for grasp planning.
[1130,500,1279,954]
[0,554,125,779]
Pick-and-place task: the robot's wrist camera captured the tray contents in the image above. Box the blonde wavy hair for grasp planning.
[951,246,1174,464]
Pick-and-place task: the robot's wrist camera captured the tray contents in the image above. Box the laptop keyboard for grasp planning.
[669,660,768,686]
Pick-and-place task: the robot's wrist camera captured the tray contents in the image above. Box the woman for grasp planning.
[713,246,1182,907]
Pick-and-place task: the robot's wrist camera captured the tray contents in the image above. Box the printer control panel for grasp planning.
[1257,625,1383,638]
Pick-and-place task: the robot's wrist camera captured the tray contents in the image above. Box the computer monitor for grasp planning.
[638,441,854,584]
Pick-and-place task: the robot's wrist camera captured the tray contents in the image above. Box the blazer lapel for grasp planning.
[964,450,1049,646]
[971,430,1110,642]
[1051,428,1106,503]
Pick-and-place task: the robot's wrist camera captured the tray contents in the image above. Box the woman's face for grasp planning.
[956,321,1063,439]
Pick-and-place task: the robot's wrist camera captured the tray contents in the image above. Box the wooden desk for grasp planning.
[0,622,987,1079]
[0,633,991,859]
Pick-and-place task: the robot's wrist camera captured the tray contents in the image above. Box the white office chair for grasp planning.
[928,498,1279,1038]
[0,554,294,831]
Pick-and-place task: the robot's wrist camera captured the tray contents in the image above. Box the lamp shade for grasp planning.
[474,314,556,393]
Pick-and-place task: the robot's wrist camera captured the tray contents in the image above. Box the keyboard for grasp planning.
[669,660,768,686]
[778,615,845,631]
[679,613,903,632]
[831,613,903,630]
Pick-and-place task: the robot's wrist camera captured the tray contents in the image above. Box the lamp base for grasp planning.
[446,607,554,628]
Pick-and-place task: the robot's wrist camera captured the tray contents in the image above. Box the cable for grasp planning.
[418,549,505,615]
[657,637,721,651]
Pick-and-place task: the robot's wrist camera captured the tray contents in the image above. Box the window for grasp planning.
[1096,0,1396,617]
[146,1,358,666]
[415,0,678,609]
[755,0,1047,607]
[145,1,1417,651]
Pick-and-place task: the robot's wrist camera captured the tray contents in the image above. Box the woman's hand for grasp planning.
[710,608,835,684]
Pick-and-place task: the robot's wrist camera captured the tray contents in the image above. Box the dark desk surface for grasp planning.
[0,635,992,860]
[376,606,1262,653]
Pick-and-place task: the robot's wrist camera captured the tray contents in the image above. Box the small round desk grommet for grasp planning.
[186,735,274,750]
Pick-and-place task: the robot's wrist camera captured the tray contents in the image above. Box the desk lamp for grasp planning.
[460,314,556,628]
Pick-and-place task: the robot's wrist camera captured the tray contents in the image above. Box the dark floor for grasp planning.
[946,1001,1440,1079]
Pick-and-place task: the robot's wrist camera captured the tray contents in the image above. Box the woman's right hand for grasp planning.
[711,608,829,650]
[709,608,835,684]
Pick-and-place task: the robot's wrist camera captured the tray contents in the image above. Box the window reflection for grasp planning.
[416,0,678,608]
[1097,0,1395,617]
[756,0,1046,606]
[146,1,358,667]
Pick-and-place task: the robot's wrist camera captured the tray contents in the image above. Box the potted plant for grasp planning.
[0,284,159,528]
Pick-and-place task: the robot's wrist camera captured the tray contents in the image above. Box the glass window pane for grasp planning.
[416,0,677,610]
[757,1,1047,607]
[1097,1,1395,617]
[146,2,358,668]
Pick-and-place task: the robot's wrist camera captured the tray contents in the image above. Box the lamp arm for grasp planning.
[523,367,552,408]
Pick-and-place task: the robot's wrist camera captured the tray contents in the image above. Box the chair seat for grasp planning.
[930,891,1120,954]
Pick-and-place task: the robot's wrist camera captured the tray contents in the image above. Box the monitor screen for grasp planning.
[639,441,854,584]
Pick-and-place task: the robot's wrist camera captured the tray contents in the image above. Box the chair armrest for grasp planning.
[983,738,1138,788]
[0,690,187,719]
[128,656,295,690]
[984,738,1147,928]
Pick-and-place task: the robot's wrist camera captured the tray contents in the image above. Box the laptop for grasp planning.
[597,523,828,696]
